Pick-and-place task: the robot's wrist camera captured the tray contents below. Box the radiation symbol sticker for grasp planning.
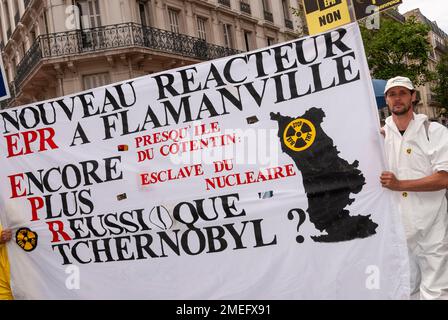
[16,228,38,252]
[283,118,316,152]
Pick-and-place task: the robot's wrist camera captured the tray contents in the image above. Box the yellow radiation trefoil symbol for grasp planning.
[283,118,316,152]
[16,228,38,252]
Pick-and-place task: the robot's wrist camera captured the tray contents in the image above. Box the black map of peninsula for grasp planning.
[271,108,378,242]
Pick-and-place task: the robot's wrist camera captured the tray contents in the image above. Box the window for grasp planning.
[44,10,50,34]
[262,0,273,22]
[30,29,36,42]
[197,17,207,40]
[194,18,207,58]
[282,0,290,19]
[223,24,233,48]
[240,0,251,14]
[76,0,102,48]
[76,0,102,29]
[262,0,270,12]
[138,0,152,26]
[168,8,180,33]
[267,37,275,46]
[3,0,11,37]
[83,72,111,90]
[4,67,9,84]
[13,0,19,25]
[10,61,16,78]
[244,30,252,51]
[139,2,147,26]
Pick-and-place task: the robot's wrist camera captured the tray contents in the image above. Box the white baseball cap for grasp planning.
[384,76,414,94]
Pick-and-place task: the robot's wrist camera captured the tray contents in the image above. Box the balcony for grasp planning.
[218,0,231,8]
[15,40,42,87]
[240,1,251,15]
[14,22,242,89]
[264,11,273,23]
[285,19,293,29]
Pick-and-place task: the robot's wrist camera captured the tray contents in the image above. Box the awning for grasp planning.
[372,79,387,109]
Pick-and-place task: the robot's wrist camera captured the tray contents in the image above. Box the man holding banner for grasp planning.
[0,57,10,102]
[380,76,448,300]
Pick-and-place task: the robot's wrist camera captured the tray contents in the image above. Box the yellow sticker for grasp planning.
[16,228,38,252]
[283,118,316,152]
[302,0,352,35]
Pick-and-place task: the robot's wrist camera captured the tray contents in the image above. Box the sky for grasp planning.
[398,0,448,34]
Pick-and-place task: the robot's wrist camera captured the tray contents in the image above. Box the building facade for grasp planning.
[403,8,448,124]
[0,0,305,108]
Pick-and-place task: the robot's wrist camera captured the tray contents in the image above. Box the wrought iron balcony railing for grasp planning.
[218,0,231,8]
[264,11,274,23]
[15,40,42,87]
[15,22,241,89]
[285,19,293,29]
[240,1,251,15]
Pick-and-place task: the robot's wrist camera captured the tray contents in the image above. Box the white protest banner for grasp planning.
[0,22,410,299]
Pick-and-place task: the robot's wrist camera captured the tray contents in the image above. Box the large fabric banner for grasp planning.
[0,23,410,299]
